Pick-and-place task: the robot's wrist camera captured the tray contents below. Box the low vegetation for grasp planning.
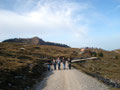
[0,42,78,90]
[72,49,120,90]
[0,42,120,90]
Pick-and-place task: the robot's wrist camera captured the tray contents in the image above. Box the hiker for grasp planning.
[47,59,51,71]
[68,58,72,69]
[52,59,57,70]
[57,57,61,70]
[62,57,66,70]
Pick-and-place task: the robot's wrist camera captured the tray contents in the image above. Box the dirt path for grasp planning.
[34,64,109,90]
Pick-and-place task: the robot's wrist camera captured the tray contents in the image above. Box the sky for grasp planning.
[0,0,120,50]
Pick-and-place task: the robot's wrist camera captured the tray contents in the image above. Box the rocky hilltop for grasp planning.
[2,37,70,48]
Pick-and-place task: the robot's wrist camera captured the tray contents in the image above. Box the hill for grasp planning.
[2,37,70,48]
[0,42,120,90]
[72,47,120,90]
[0,42,79,90]
[113,49,120,54]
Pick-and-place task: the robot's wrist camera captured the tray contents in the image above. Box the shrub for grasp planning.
[98,52,104,57]
[115,56,118,59]
[91,52,97,57]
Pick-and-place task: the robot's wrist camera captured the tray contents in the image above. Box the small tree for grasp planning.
[115,56,118,59]
[93,52,97,57]
[98,52,104,57]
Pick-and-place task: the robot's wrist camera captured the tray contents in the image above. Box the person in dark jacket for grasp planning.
[52,59,57,70]
[57,57,61,70]
[62,57,66,70]
[68,58,72,69]
[47,59,51,71]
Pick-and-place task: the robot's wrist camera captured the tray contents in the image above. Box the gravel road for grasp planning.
[34,65,109,90]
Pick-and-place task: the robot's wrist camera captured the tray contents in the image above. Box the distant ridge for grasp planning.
[2,37,70,48]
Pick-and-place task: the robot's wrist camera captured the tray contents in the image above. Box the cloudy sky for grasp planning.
[0,0,120,50]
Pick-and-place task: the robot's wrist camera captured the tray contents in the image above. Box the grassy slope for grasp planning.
[72,49,120,90]
[1,43,120,90]
[0,42,79,90]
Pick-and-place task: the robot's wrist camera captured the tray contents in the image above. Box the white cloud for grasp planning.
[0,0,90,45]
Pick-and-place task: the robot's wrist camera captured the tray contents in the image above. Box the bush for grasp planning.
[98,52,104,57]
[91,52,97,57]
[115,56,118,59]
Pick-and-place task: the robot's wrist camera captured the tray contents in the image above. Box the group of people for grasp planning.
[47,57,72,71]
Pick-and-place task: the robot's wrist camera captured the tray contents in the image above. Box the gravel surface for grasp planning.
[34,64,110,90]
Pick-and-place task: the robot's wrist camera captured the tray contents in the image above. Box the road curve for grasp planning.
[34,66,109,90]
